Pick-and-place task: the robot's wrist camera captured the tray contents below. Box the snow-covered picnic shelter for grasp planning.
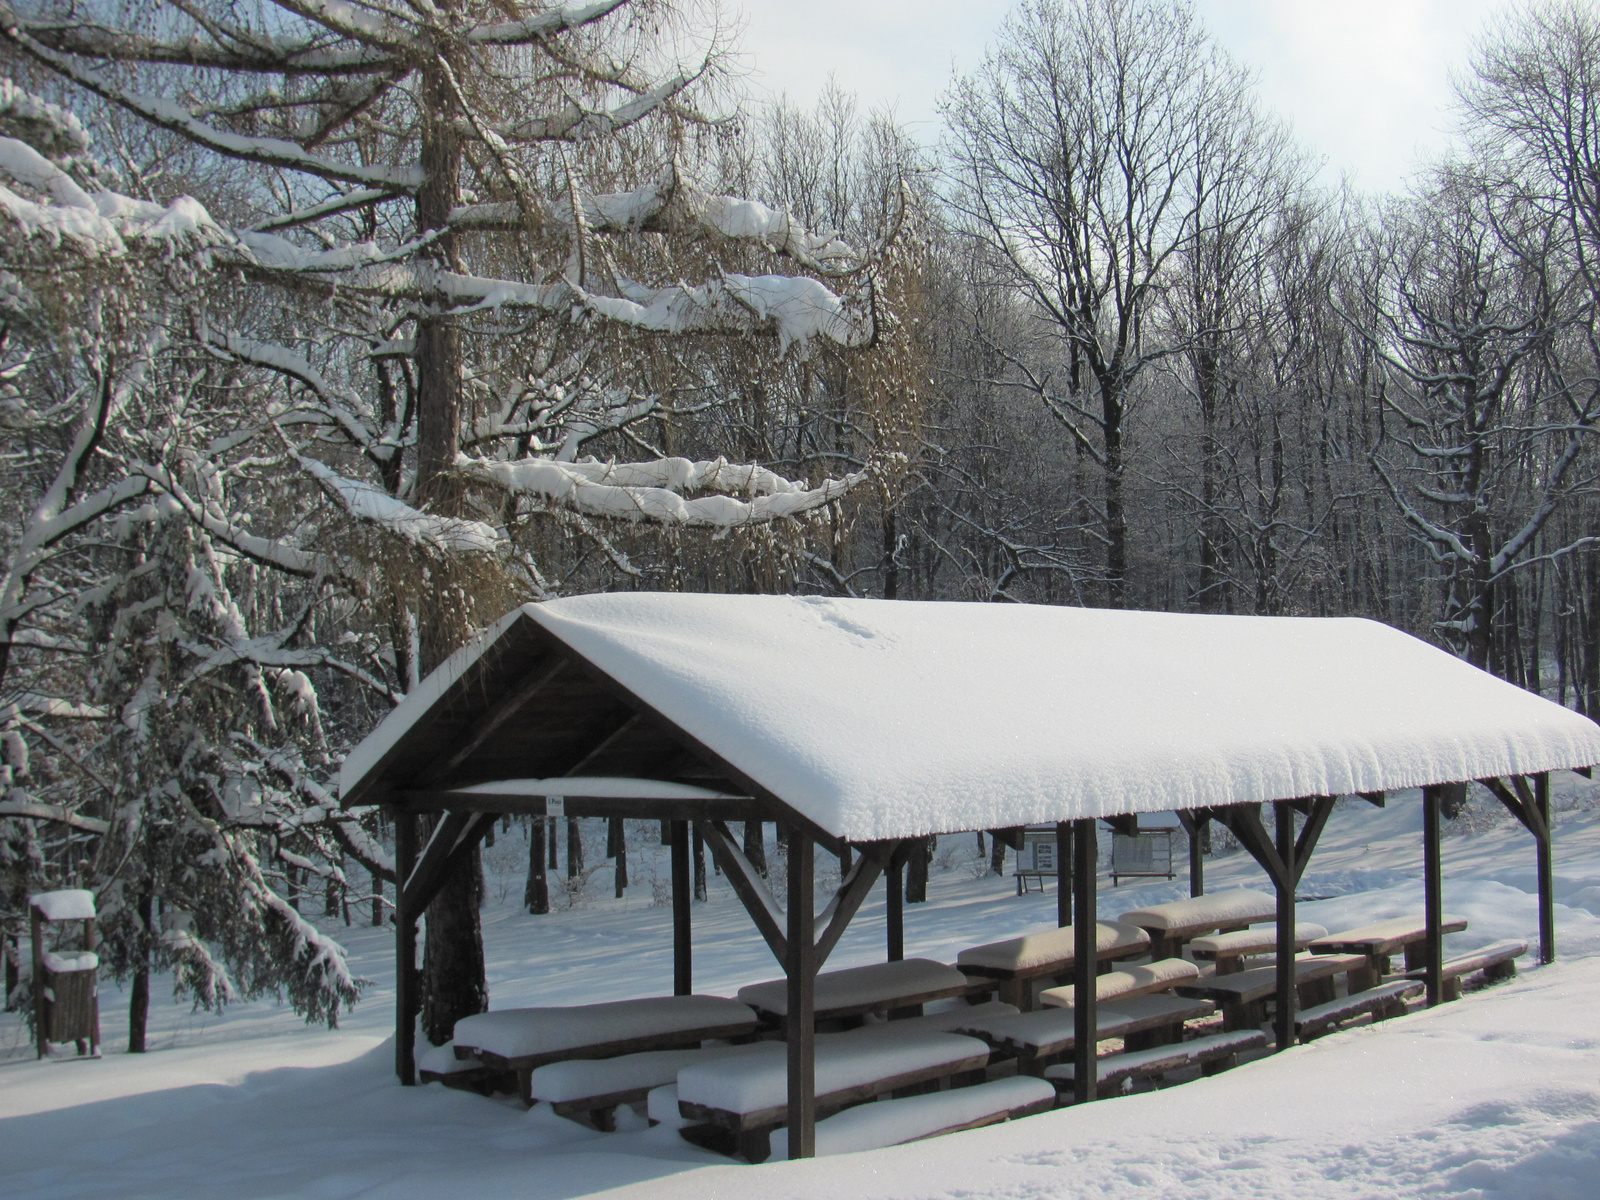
[338,593,1600,1158]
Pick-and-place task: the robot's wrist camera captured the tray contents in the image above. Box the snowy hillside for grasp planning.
[3,777,1600,1198]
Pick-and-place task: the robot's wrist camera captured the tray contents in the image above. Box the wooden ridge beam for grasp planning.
[415,654,569,788]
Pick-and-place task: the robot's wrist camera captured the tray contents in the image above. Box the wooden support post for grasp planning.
[1190,815,1206,897]
[886,846,904,962]
[1535,772,1555,965]
[394,811,419,1085]
[1056,822,1073,928]
[611,816,627,899]
[1274,801,1295,1050]
[1423,785,1444,1007]
[786,828,817,1160]
[671,819,691,996]
[1072,817,1097,1105]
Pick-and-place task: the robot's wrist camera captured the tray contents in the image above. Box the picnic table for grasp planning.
[1308,914,1468,977]
[952,992,1216,1073]
[451,995,760,1106]
[955,921,1151,1011]
[735,958,973,1029]
[675,1027,991,1162]
[1117,889,1278,960]
[1036,957,1201,1009]
[1189,922,1329,975]
[1174,953,1369,1031]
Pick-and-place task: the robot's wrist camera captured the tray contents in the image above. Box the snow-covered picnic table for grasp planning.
[735,958,973,1027]
[955,921,1151,1010]
[952,993,1216,1073]
[1116,889,1278,959]
[1188,922,1329,975]
[450,995,760,1105]
[1174,953,1370,1030]
[675,1027,991,1161]
[1308,914,1469,975]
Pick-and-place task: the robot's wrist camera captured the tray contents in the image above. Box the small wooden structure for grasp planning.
[338,593,1600,1160]
[29,889,100,1058]
[1110,826,1175,886]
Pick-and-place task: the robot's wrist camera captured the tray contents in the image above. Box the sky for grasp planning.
[728,0,1510,195]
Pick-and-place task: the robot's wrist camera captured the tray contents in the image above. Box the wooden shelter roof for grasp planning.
[339,594,1600,840]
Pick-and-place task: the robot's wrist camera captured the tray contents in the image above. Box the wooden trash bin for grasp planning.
[30,889,101,1058]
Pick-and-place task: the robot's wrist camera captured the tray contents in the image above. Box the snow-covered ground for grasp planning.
[4,776,1600,1198]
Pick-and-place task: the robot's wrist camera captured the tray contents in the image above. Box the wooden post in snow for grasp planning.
[786,828,817,1158]
[886,844,904,962]
[394,810,419,1085]
[670,820,691,996]
[1423,785,1444,1007]
[1071,817,1097,1105]
[1535,773,1555,964]
[1273,801,1295,1050]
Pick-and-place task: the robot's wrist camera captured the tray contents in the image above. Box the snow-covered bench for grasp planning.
[955,921,1151,1011]
[1295,979,1422,1041]
[954,993,1215,1073]
[1308,914,1468,976]
[1036,958,1200,1014]
[735,958,974,1028]
[450,995,760,1105]
[1174,953,1370,1030]
[674,1028,991,1162]
[767,1076,1056,1159]
[1400,939,1527,1001]
[1043,1028,1268,1096]
[1188,923,1328,975]
[1117,889,1277,960]
[526,1042,768,1129]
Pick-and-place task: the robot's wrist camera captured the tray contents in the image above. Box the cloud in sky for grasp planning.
[729,0,1512,194]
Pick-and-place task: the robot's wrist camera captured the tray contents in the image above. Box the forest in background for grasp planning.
[0,0,1596,1050]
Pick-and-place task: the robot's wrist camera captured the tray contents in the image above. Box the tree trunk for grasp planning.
[372,873,384,927]
[989,835,1006,877]
[421,828,486,1046]
[525,815,549,914]
[128,889,153,1053]
[743,820,768,877]
[692,823,707,900]
[567,816,583,878]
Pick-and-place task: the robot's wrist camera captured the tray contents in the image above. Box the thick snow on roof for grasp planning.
[522,594,1600,840]
[30,889,95,921]
[342,593,1600,839]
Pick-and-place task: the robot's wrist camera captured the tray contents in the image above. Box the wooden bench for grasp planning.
[675,1028,991,1162]
[736,958,974,1029]
[525,1042,765,1130]
[1174,953,1369,1030]
[768,1076,1056,1158]
[1401,939,1527,1001]
[954,993,1216,1073]
[956,921,1151,1011]
[1037,957,1201,1010]
[1117,889,1278,960]
[1043,1028,1269,1095]
[1189,923,1329,975]
[1296,979,1422,1041]
[450,995,760,1106]
[1308,914,1468,977]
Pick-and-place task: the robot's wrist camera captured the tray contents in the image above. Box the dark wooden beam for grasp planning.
[698,819,787,965]
[401,811,495,916]
[1215,803,1290,891]
[393,810,419,1086]
[786,828,817,1160]
[988,826,1025,852]
[814,850,888,969]
[1358,791,1387,807]
[1292,796,1338,887]
[1535,773,1555,965]
[1273,801,1295,1050]
[1056,822,1073,927]
[1423,785,1444,1007]
[1101,814,1138,837]
[561,711,647,779]
[1176,809,1208,897]
[671,819,691,995]
[1072,817,1097,1105]
[1479,777,1543,838]
[885,849,904,963]
[392,790,765,823]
